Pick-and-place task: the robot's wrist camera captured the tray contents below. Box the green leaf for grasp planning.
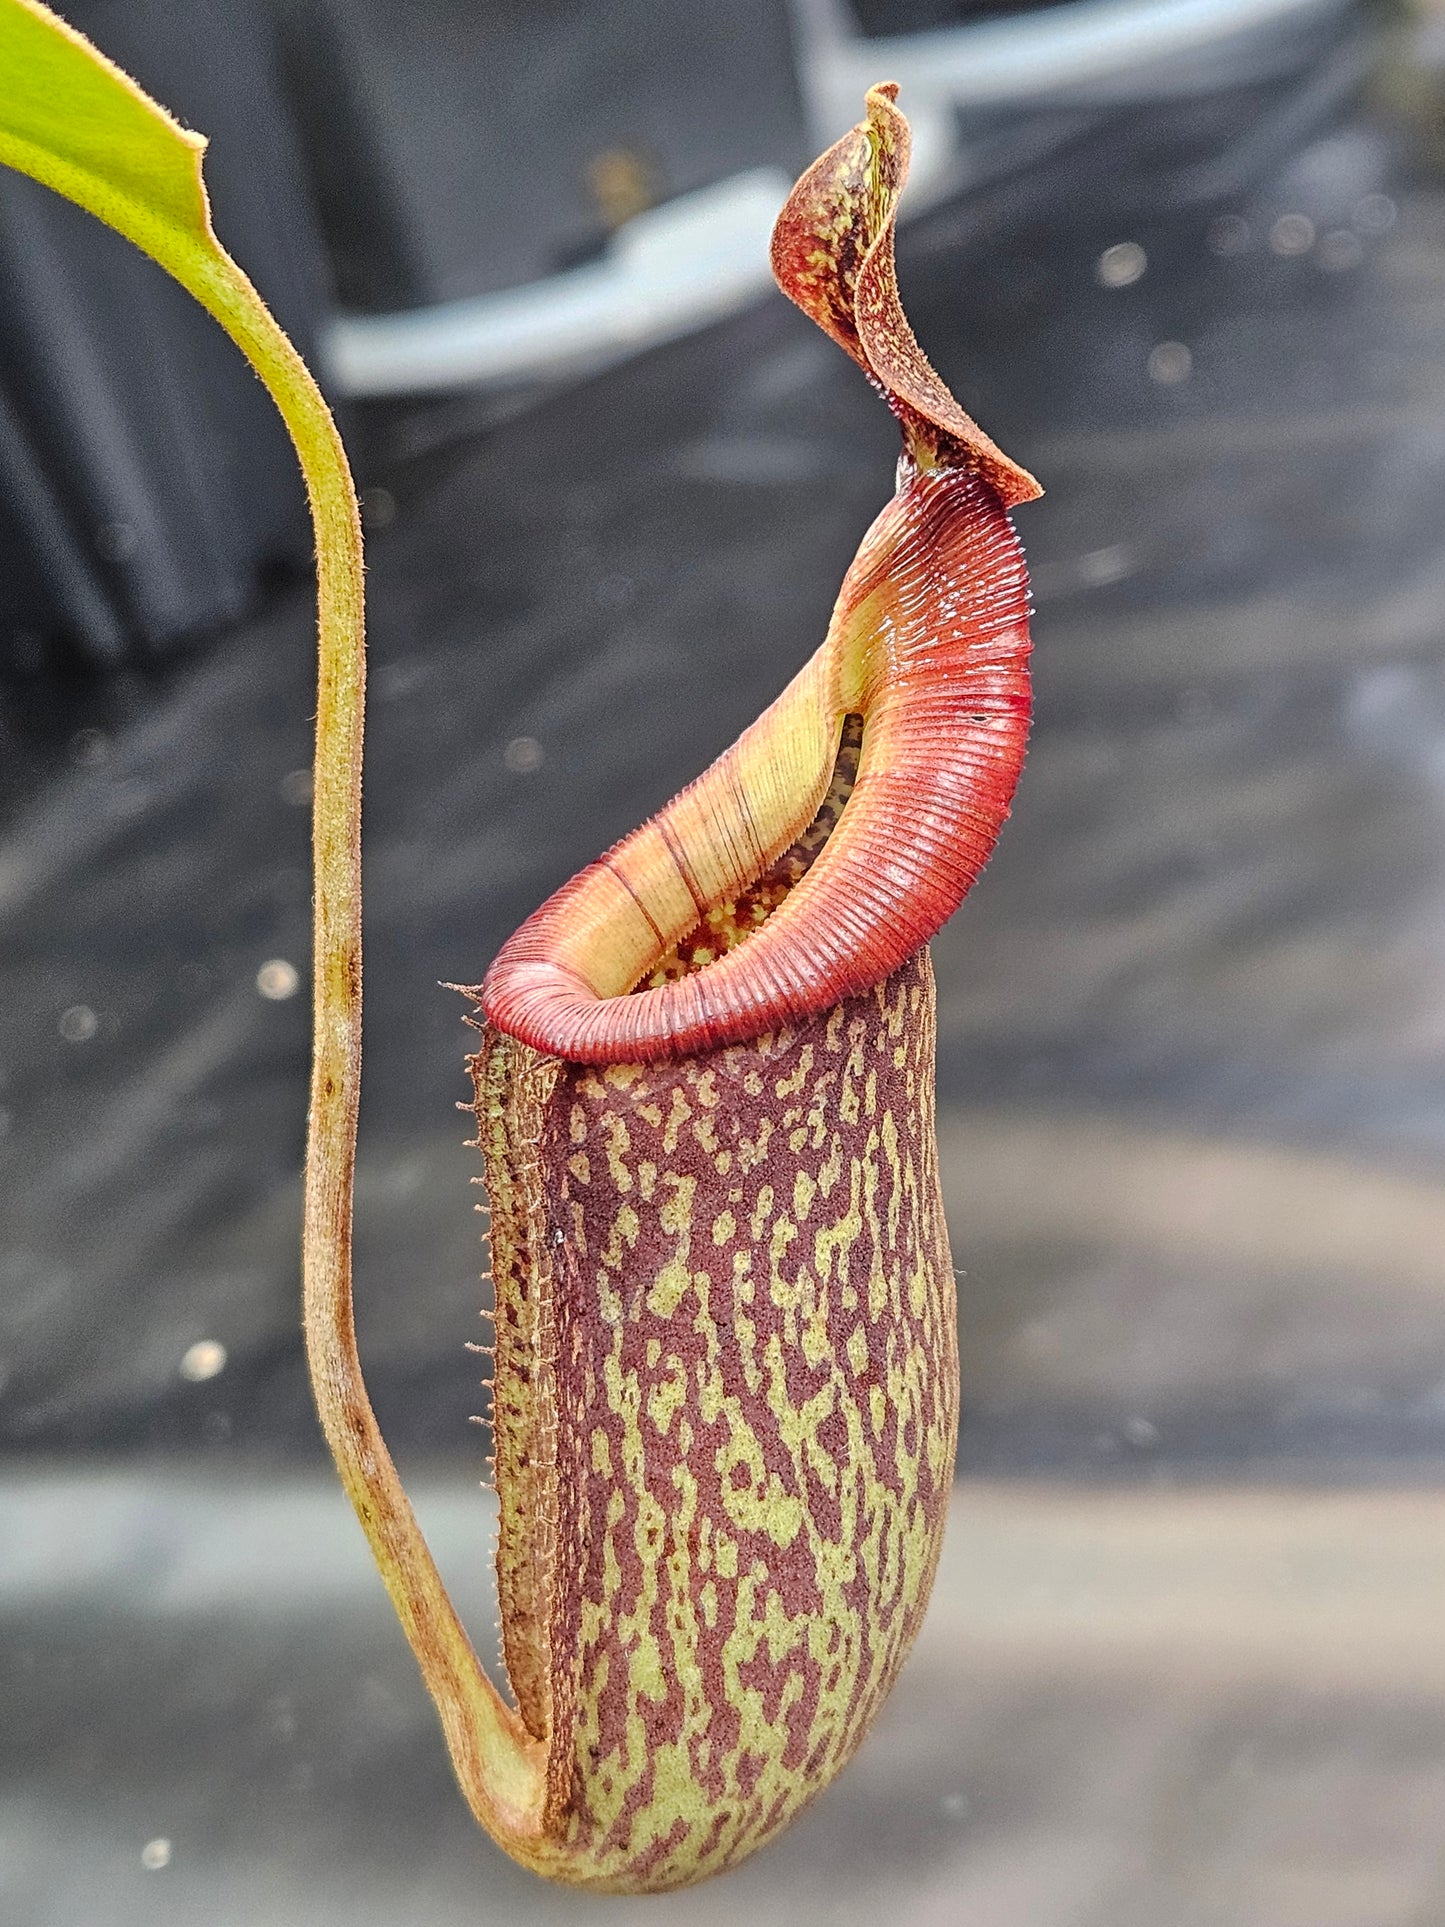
[0,0,211,259]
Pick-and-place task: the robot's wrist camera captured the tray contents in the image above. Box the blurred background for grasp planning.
[5,0,1445,1921]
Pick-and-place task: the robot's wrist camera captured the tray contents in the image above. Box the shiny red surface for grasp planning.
[482,460,1030,1062]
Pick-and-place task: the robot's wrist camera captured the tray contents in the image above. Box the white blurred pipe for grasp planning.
[324,167,792,399]
[325,0,1347,399]
[793,0,1352,209]
[794,0,1351,128]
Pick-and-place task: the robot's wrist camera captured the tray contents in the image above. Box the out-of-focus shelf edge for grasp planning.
[937,1111,1445,1292]
[6,1468,1444,1695]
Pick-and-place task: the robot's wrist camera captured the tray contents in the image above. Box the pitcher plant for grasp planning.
[0,0,1039,1894]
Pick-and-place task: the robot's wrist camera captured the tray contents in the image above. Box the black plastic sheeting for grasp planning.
[274,0,807,310]
[7,16,1445,1924]
[0,0,322,669]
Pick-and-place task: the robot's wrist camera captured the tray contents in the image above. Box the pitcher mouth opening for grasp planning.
[637,712,865,990]
[472,79,1036,1071]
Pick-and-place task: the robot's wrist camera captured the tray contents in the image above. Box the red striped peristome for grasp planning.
[480,461,1030,1061]
[475,81,1039,1065]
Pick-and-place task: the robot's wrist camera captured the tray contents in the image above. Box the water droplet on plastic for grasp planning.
[1147,341,1192,385]
[360,486,396,529]
[504,736,543,774]
[256,959,300,1001]
[180,1339,228,1383]
[1096,241,1146,288]
[1269,213,1315,257]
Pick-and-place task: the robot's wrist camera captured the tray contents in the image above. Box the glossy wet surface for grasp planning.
[7,13,1445,1922]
